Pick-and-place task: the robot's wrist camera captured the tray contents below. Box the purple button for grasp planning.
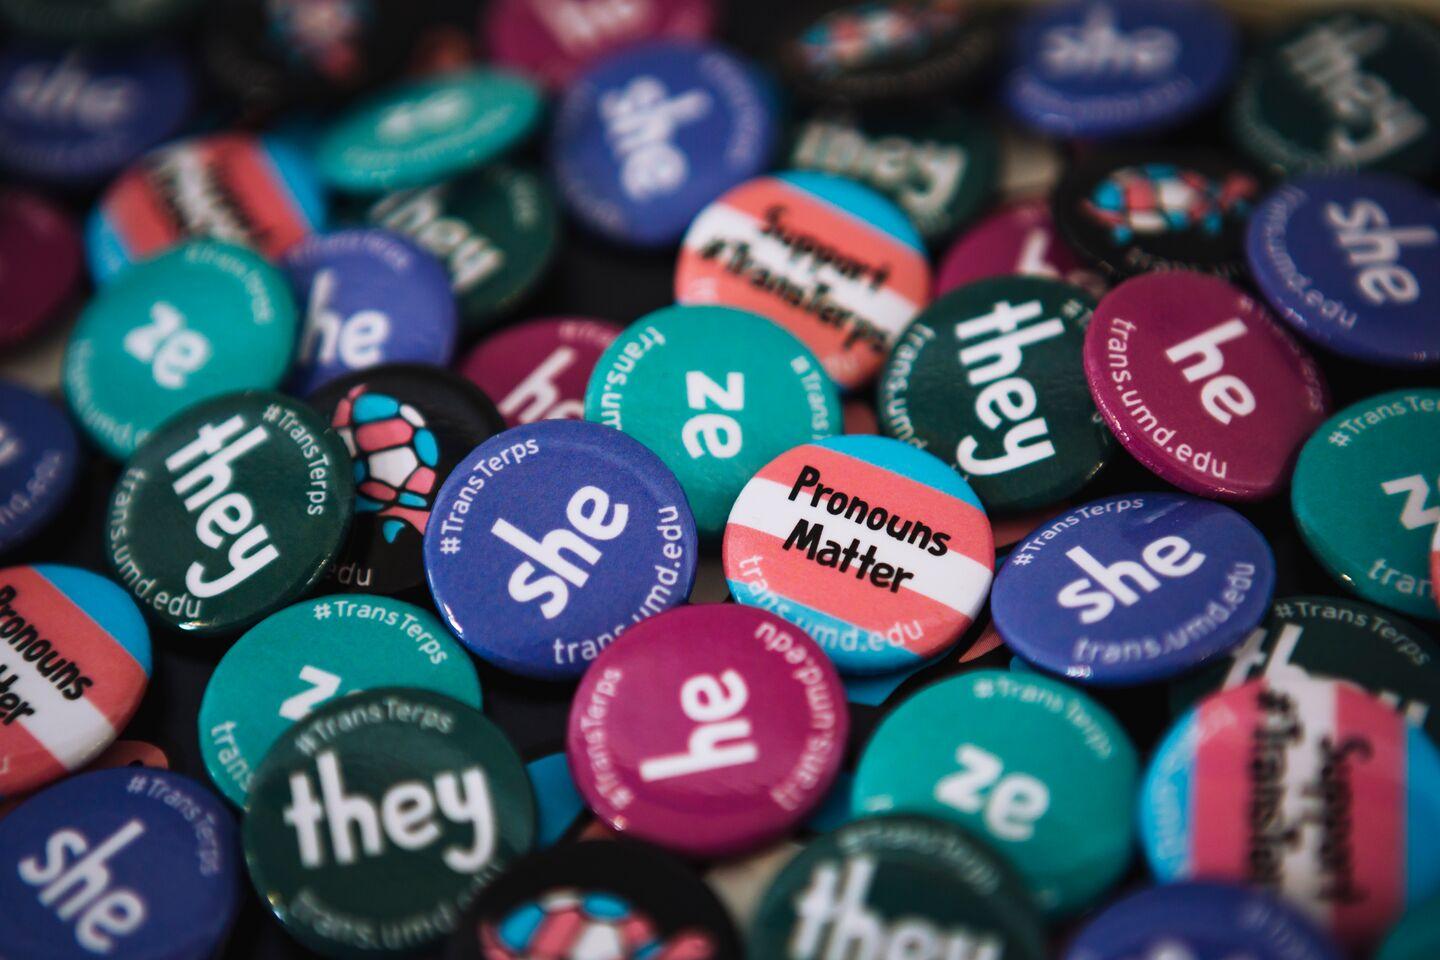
[460,316,622,428]
[0,189,81,348]
[1083,271,1329,500]
[936,198,1105,299]
[566,603,848,858]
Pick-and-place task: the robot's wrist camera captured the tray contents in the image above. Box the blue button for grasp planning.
[284,228,459,395]
[991,493,1275,684]
[0,383,79,554]
[1247,173,1440,368]
[1005,0,1237,139]
[551,40,778,247]
[0,768,240,960]
[424,419,699,680]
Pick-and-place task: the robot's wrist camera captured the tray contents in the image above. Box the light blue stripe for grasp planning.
[1138,709,1196,881]
[777,170,924,252]
[84,208,129,284]
[1407,726,1440,905]
[35,565,151,675]
[817,435,984,510]
[525,752,584,848]
[728,580,924,675]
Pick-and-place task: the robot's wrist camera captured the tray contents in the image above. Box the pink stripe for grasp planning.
[0,720,69,795]
[1332,684,1404,946]
[1189,686,1260,878]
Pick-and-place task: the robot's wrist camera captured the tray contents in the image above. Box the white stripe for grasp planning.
[3,650,115,769]
[728,477,992,616]
[679,203,922,338]
[1277,676,1334,922]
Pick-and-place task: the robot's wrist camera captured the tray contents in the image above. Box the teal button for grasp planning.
[852,669,1138,917]
[1292,390,1440,621]
[197,594,482,807]
[317,69,542,193]
[63,240,297,459]
[585,305,842,538]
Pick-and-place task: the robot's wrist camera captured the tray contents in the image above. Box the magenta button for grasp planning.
[566,603,849,858]
[1084,271,1328,501]
[936,199,1105,299]
[482,0,716,90]
[0,189,81,348]
[460,316,622,428]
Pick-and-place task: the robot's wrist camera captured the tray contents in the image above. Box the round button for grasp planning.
[936,198,1105,298]
[723,435,995,675]
[675,171,932,389]
[243,687,536,958]
[316,68,541,193]
[1293,389,1440,622]
[0,188,82,348]
[1379,895,1440,960]
[1084,271,1329,500]
[105,390,354,637]
[553,40,777,248]
[0,42,192,184]
[853,669,1137,916]
[424,418,699,681]
[1140,675,1440,948]
[880,276,1109,513]
[993,493,1275,684]
[65,240,299,461]
[0,768,239,960]
[1005,0,1237,139]
[1064,881,1343,960]
[0,564,150,796]
[360,163,559,332]
[584,304,842,539]
[199,594,482,807]
[0,383,80,554]
[1246,173,1440,368]
[1053,151,1263,281]
[461,316,622,428]
[308,363,506,600]
[1230,10,1440,178]
[284,229,458,395]
[483,0,716,90]
[87,133,326,284]
[567,603,848,858]
[748,815,1046,960]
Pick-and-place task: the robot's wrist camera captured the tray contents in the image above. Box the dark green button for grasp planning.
[105,391,354,636]
[242,687,535,958]
[879,276,1109,513]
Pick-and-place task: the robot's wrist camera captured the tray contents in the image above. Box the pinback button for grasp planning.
[284,229,459,395]
[787,107,998,243]
[198,594,481,807]
[361,163,559,332]
[567,604,848,857]
[994,493,1275,684]
[316,68,542,193]
[1246,173,1440,368]
[853,669,1136,916]
[1005,0,1237,140]
[0,768,239,960]
[748,814,1046,960]
[1084,271,1329,500]
[309,364,505,599]
[0,0,200,40]
[242,687,535,958]
[584,304,842,539]
[1379,895,1440,960]
[105,391,353,637]
[0,384,79,554]
[1173,596,1440,743]
[880,276,1110,514]
[483,0,716,90]
[0,42,192,185]
[723,435,995,675]
[1292,389,1440,622]
[88,133,326,284]
[423,418,699,681]
[1140,675,1440,947]
[675,171,932,389]
[448,838,741,960]
[554,40,777,249]
[1054,151,1262,282]
[0,188,82,348]
[1230,10,1440,178]
[63,240,299,461]
[461,316,622,429]
[936,198,1106,298]
[1064,881,1343,960]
